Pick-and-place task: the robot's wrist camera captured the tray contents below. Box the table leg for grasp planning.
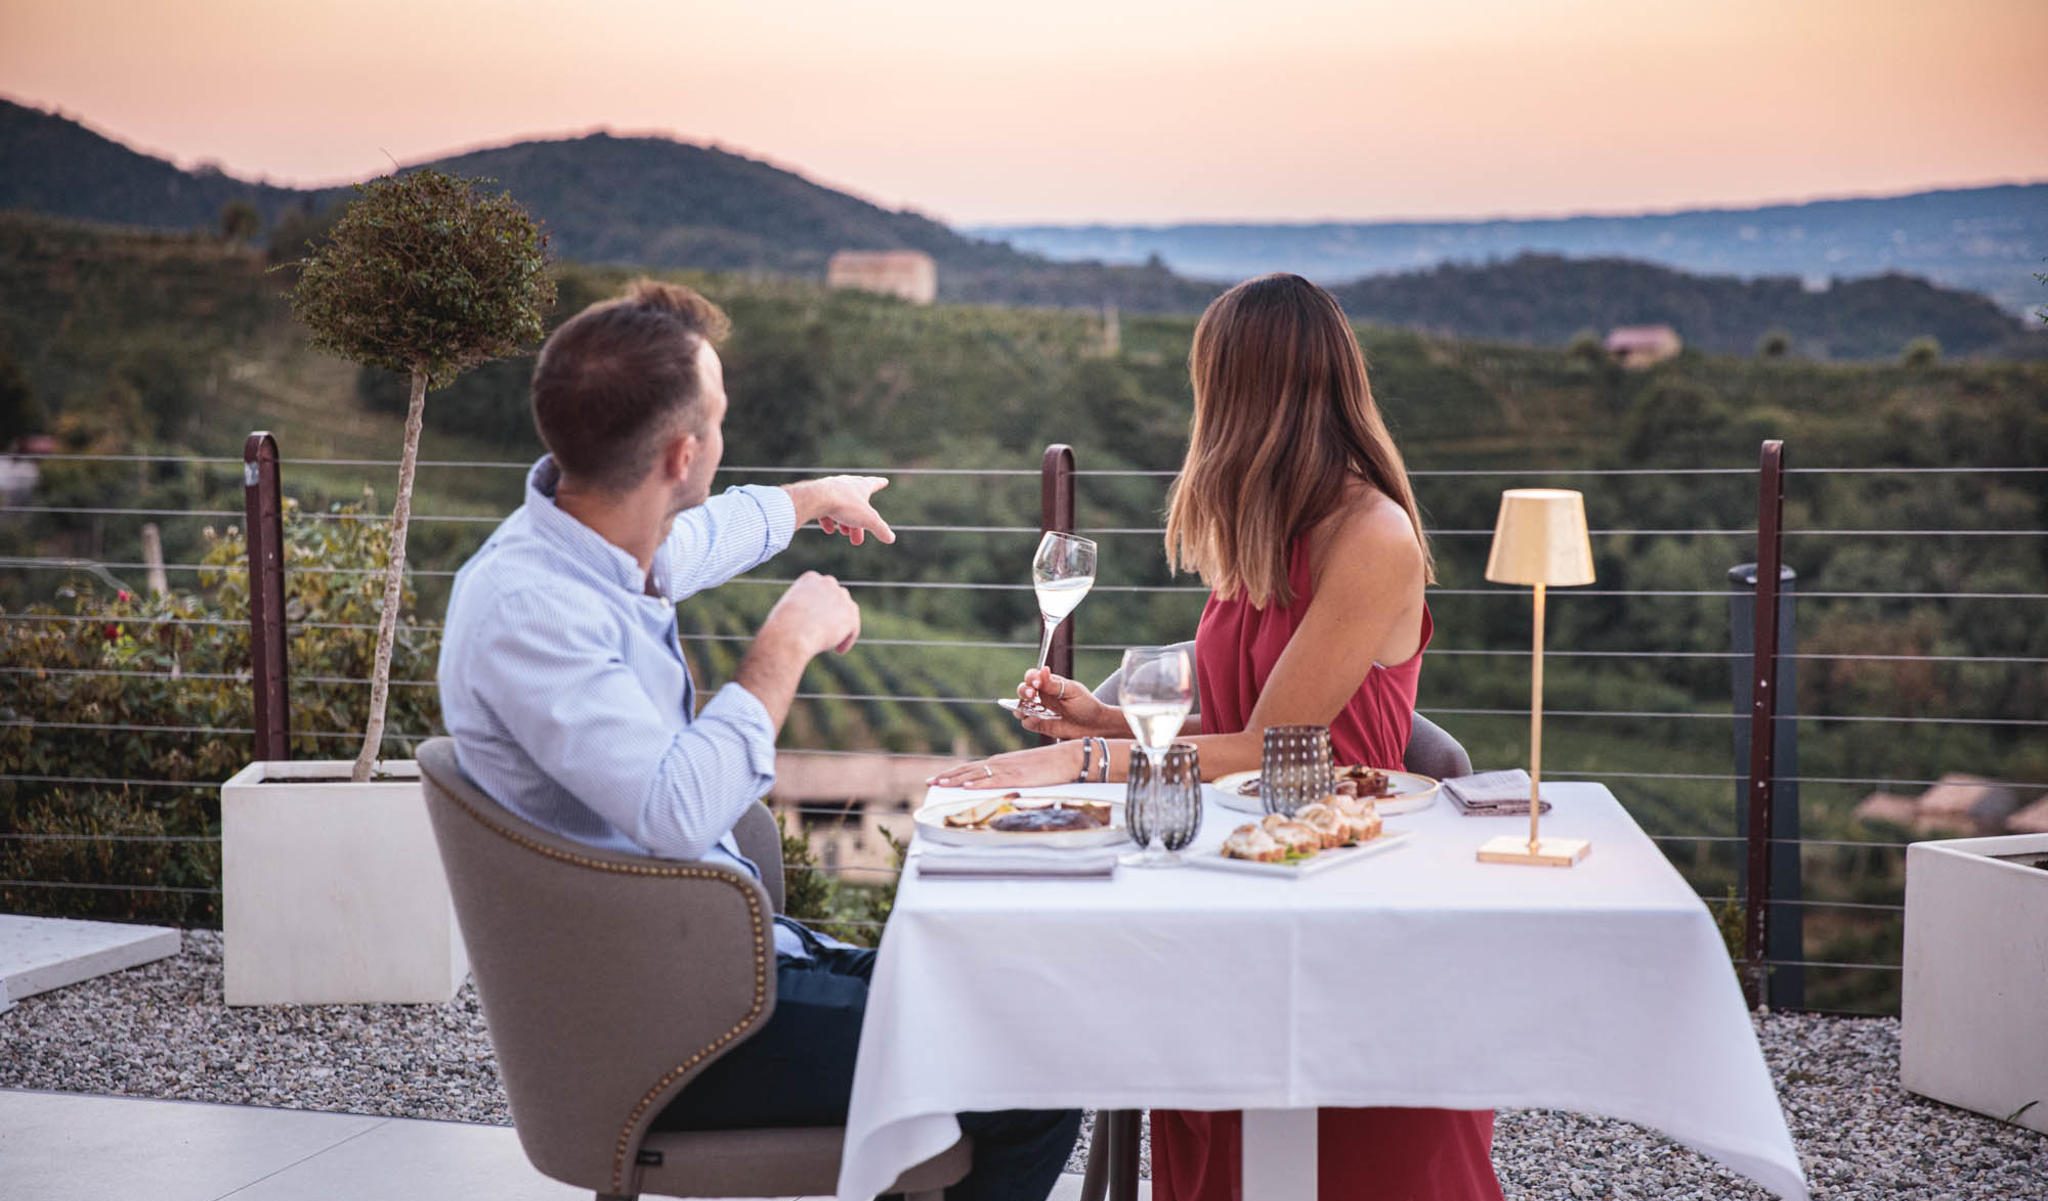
[1078,1111,1109,1201]
[1108,1110,1141,1201]
[1242,1108,1317,1200]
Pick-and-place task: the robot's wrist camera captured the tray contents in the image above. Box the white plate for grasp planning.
[915,795,1130,849]
[1212,769,1440,816]
[1187,829,1413,878]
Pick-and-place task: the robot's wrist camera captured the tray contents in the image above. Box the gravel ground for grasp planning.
[3,933,2043,1199]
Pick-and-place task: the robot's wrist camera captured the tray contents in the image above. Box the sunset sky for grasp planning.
[3,0,2044,224]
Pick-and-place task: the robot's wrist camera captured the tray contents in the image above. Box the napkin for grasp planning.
[1443,769,1555,816]
[914,846,1119,879]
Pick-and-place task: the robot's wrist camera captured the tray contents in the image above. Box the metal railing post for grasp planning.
[1040,442,1136,1201]
[1729,561,1804,1011]
[243,432,290,761]
[1740,440,1788,1007]
[1040,441,1078,681]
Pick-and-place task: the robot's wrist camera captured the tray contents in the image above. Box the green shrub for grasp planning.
[776,814,903,948]
[0,499,438,924]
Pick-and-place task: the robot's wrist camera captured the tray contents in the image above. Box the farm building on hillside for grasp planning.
[1605,324,1683,367]
[828,250,938,304]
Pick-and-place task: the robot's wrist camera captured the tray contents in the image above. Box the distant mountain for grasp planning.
[0,98,1216,313]
[1,98,2035,357]
[0,100,302,229]
[975,184,2048,317]
[1329,254,2032,359]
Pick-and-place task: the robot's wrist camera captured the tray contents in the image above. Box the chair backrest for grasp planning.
[417,738,777,1196]
[1403,711,1473,780]
[729,800,786,915]
[1091,640,1472,778]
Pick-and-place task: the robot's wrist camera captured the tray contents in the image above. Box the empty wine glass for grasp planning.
[1007,531,1097,719]
[1119,645,1195,867]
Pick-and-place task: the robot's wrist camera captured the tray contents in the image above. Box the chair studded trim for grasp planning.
[433,777,771,1196]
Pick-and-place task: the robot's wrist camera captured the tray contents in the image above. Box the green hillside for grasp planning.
[4,99,2034,357]
[3,211,2045,1009]
[0,100,302,229]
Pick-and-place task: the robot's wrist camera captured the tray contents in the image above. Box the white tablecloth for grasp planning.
[837,782,1807,1201]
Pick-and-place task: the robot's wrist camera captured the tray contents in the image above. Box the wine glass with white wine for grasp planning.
[1119,645,1196,867]
[1005,531,1097,719]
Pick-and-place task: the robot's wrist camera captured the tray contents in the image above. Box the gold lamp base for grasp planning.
[1476,834,1592,868]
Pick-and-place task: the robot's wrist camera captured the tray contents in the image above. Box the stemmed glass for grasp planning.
[1118,645,1196,867]
[1007,531,1097,719]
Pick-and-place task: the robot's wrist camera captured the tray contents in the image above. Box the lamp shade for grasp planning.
[1484,488,1596,587]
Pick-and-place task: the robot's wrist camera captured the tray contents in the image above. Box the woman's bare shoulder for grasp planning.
[1317,486,1424,579]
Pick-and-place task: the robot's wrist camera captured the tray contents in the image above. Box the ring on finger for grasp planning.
[1057,679,1069,700]
[981,765,994,779]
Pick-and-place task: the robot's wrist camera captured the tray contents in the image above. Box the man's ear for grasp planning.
[663,428,699,483]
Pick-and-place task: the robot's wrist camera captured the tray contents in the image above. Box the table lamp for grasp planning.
[1478,488,1596,867]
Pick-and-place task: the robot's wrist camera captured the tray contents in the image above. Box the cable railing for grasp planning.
[5,438,2042,1015]
[3,623,2042,667]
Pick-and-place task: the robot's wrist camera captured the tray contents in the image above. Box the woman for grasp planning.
[929,274,1501,1201]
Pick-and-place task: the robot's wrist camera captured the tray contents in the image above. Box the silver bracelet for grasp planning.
[1077,737,1093,784]
[1094,737,1111,783]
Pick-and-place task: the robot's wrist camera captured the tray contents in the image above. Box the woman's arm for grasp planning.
[929,500,1425,789]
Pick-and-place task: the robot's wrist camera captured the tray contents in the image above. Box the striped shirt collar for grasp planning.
[523,455,676,600]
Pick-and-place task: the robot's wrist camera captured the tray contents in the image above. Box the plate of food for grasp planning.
[915,793,1129,849]
[1212,764,1440,816]
[1190,799,1412,878]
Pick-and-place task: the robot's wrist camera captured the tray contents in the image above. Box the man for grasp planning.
[439,279,1079,1201]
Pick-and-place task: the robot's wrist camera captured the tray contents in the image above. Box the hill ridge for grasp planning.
[2,97,2035,356]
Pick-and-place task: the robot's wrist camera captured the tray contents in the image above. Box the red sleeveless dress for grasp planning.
[1152,538,1502,1201]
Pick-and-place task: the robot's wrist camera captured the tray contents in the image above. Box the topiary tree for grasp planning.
[1900,335,1941,368]
[289,170,555,782]
[1756,329,1791,359]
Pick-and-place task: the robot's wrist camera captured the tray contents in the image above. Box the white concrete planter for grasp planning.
[222,760,466,1006]
[1902,832,2048,1135]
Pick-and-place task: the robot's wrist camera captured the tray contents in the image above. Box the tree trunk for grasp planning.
[352,366,427,783]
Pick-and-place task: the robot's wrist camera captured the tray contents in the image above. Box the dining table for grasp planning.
[834,780,1809,1201]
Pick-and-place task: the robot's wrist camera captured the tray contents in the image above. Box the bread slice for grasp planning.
[1293,802,1352,848]
[1259,814,1324,857]
[1331,794,1382,842]
[1222,822,1286,863]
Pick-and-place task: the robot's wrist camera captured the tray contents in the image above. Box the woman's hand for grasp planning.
[1013,668,1123,740]
[928,740,1085,790]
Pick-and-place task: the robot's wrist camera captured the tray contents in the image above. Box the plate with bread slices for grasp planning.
[916,792,1130,849]
[1213,764,1440,817]
[1190,800,1413,878]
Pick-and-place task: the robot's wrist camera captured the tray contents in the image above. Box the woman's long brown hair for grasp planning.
[1164,273,1434,608]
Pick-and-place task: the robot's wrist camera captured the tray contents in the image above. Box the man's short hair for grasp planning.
[531,279,732,492]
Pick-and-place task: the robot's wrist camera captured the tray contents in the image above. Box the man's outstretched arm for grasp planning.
[664,476,894,601]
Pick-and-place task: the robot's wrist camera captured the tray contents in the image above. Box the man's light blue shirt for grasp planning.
[438,456,814,956]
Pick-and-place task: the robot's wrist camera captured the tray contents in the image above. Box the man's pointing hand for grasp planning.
[786,475,895,546]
